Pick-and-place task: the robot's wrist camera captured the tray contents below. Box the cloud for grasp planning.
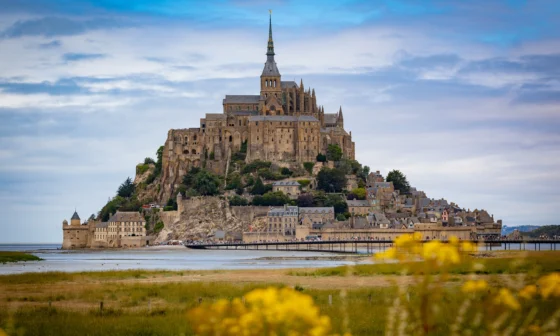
[62,52,106,62]
[38,40,62,49]
[0,16,125,38]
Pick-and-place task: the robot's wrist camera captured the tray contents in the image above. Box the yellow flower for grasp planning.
[537,272,560,299]
[375,247,397,260]
[494,288,521,310]
[519,285,537,300]
[187,287,342,336]
[461,280,488,293]
[0,329,7,336]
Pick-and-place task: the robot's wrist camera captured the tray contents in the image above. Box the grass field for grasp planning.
[288,251,560,277]
[0,252,42,264]
[0,251,558,335]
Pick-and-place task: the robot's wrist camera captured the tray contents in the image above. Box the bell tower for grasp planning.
[260,10,282,114]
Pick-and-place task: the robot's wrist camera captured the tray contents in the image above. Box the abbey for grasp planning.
[162,14,355,184]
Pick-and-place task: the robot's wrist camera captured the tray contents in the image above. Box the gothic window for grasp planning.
[229,135,232,142]
[193,135,197,141]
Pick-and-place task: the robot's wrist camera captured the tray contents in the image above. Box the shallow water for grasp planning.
[0,244,368,274]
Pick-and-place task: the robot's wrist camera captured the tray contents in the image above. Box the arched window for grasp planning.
[192,149,197,155]
[229,135,232,142]
[193,135,197,141]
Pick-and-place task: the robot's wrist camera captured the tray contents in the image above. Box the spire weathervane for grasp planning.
[267,10,275,56]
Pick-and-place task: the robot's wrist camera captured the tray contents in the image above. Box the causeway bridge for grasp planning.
[185,240,560,254]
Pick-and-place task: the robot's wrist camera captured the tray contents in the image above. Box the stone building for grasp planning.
[347,200,370,216]
[267,205,298,236]
[160,13,355,200]
[62,211,90,249]
[272,180,300,198]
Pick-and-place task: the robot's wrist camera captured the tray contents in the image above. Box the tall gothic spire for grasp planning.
[267,10,275,56]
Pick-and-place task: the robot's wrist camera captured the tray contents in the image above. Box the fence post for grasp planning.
[198,297,202,305]
[100,301,104,315]
[328,294,332,306]
[368,294,372,303]
[148,299,151,313]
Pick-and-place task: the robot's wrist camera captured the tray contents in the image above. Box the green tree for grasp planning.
[326,144,343,162]
[336,213,347,221]
[303,162,314,175]
[297,193,314,207]
[325,194,348,214]
[316,167,347,192]
[348,187,367,200]
[280,167,293,176]
[386,170,411,194]
[117,177,135,198]
[193,170,221,196]
[251,177,266,195]
[144,157,155,165]
[229,195,249,206]
[252,191,290,206]
[316,153,327,162]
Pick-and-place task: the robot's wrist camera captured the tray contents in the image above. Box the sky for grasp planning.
[0,0,559,243]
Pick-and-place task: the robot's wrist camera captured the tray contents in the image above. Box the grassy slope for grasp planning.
[0,252,42,264]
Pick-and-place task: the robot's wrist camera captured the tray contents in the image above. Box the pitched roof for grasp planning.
[268,206,298,216]
[223,95,260,104]
[299,207,334,214]
[273,181,300,186]
[232,110,258,116]
[374,182,392,188]
[108,211,145,222]
[324,113,337,124]
[281,81,297,89]
[262,58,281,77]
[205,113,226,120]
[71,211,80,220]
[249,115,319,122]
[95,222,109,228]
[346,200,370,207]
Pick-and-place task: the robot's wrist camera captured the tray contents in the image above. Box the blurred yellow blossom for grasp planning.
[0,329,6,336]
[528,325,541,333]
[461,280,488,293]
[519,284,537,300]
[537,272,560,299]
[494,288,520,310]
[187,287,344,336]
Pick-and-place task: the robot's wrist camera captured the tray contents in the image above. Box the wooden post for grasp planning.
[100,301,104,315]
[48,300,52,308]
[148,299,151,313]
[368,294,372,303]
[328,294,332,306]
[198,297,202,305]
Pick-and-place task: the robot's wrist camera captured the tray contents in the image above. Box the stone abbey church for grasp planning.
[163,14,355,181]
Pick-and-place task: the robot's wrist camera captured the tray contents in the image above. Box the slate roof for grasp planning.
[95,222,109,228]
[205,113,226,120]
[273,181,300,186]
[281,81,297,89]
[262,58,281,77]
[71,211,80,220]
[346,200,370,207]
[268,206,298,217]
[324,113,337,124]
[214,230,226,239]
[108,211,145,222]
[299,207,334,214]
[249,115,319,122]
[369,213,390,225]
[374,182,393,189]
[223,95,260,104]
[232,110,258,116]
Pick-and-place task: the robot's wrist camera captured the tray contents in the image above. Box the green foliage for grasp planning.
[165,198,177,211]
[303,162,314,175]
[251,177,266,195]
[241,160,272,174]
[386,169,411,194]
[348,187,367,200]
[231,152,246,162]
[252,191,290,206]
[209,151,215,160]
[182,167,201,187]
[153,221,164,233]
[240,140,248,153]
[144,157,156,165]
[336,213,347,221]
[258,168,284,180]
[326,144,343,161]
[280,167,293,176]
[226,173,243,191]
[316,167,347,193]
[145,146,164,185]
[98,195,142,221]
[297,179,311,188]
[311,191,348,214]
[296,193,314,207]
[192,170,221,196]
[316,153,327,162]
[117,177,135,198]
[135,164,150,176]
[524,225,560,238]
[0,252,42,263]
[229,195,249,206]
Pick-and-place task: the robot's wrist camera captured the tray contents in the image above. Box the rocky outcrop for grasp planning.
[157,196,265,241]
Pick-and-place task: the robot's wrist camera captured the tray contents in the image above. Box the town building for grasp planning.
[272,181,301,198]
[347,199,370,216]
